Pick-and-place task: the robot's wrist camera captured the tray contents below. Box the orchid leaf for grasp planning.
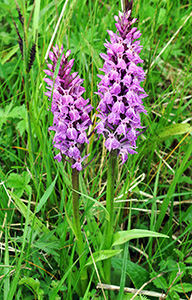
[113,229,168,246]
[85,249,122,266]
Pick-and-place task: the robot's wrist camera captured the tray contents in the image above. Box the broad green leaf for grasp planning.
[0,3,11,10]
[33,242,60,257]
[14,188,24,198]
[152,274,168,290]
[7,172,31,197]
[185,257,192,264]
[22,172,31,185]
[168,262,185,288]
[16,120,27,136]
[35,174,58,213]
[25,184,32,196]
[169,291,180,300]
[174,249,185,261]
[158,8,167,25]
[7,172,30,189]
[112,258,149,289]
[171,283,192,293]
[8,106,22,118]
[141,123,192,156]
[0,102,13,129]
[178,176,192,184]
[33,232,60,258]
[85,250,122,266]
[153,123,192,142]
[19,277,40,293]
[113,229,168,246]
[117,242,129,300]
[19,276,45,299]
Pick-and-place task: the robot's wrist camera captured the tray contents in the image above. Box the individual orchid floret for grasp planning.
[44,45,93,171]
[96,9,148,163]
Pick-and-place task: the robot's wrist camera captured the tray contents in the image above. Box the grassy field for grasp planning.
[0,0,192,299]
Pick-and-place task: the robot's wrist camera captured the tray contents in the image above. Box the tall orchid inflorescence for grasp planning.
[44,45,93,171]
[96,9,148,163]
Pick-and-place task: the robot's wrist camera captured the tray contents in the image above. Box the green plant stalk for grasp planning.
[24,71,38,189]
[21,0,38,191]
[72,168,88,294]
[103,150,117,283]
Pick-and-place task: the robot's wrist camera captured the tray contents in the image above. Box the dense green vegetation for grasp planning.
[0,0,192,299]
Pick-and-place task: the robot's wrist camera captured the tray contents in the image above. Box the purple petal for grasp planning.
[105,134,120,151]
[71,161,82,171]
[54,153,62,162]
[66,126,78,140]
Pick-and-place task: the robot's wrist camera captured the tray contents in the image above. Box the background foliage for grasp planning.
[0,0,192,299]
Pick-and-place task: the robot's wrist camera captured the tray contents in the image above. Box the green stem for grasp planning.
[22,0,38,191]
[72,168,88,295]
[24,71,38,190]
[103,150,117,283]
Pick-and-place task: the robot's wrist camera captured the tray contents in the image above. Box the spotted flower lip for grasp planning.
[44,45,93,171]
[96,9,148,163]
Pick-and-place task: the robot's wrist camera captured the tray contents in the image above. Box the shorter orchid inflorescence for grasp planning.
[44,45,93,171]
[96,10,148,163]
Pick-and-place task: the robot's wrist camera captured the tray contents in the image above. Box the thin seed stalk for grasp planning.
[72,168,88,294]
[103,150,117,283]
[22,0,38,190]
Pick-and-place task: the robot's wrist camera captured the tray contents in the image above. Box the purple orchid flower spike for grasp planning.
[96,8,148,163]
[44,45,93,171]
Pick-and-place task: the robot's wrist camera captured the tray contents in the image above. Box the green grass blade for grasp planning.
[4,228,10,300]
[32,0,40,41]
[9,191,57,240]
[155,140,192,232]
[35,174,58,213]
[117,242,128,300]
